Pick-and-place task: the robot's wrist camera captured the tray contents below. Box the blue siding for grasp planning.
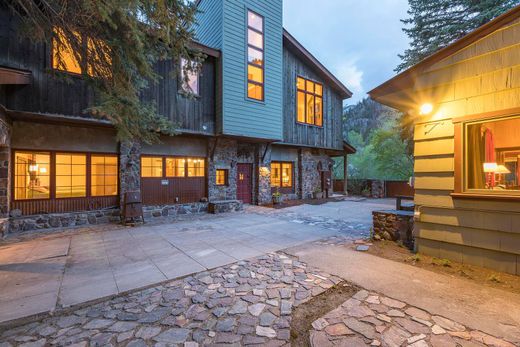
[194,0,223,49]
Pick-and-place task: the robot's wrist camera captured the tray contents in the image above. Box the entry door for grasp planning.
[237,163,252,204]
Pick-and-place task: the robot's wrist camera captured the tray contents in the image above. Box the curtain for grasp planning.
[484,129,496,187]
[467,125,485,189]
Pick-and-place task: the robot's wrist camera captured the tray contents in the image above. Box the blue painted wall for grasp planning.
[195,0,284,141]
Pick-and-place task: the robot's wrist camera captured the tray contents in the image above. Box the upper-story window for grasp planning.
[247,10,264,101]
[52,27,111,77]
[297,77,323,126]
[180,58,200,95]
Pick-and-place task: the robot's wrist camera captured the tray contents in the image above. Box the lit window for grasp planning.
[187,158,205,177]
[180,58,199,95]
[465,116,520,194]
[296,76,323,126]
[247,10,264,101]
[216,169,228,186]
[166,158,186,177]
[271,162,293,188]
[141,157,163,177]
[91,155,118,196]
[52,28,82,74]
[14,151,51,200]
[55,153,87,198]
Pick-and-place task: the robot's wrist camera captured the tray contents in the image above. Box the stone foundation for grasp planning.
[301,149,334,199]
[208,200,243,214]
[372,210,414,248]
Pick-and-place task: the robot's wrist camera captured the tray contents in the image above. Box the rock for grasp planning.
[117,330,134,343]
[266,299,279,307]
[248,303,266,317]
[309,331,333,347]
[381,326,411,347]
[244,335,266,344]
[253,289,264,296]
[215,332,241,344]
[259,312,277,327]
[371,340,381,346]
[138,307,170,323]
[448,331,472,340]
[36,326,56,337]
[153,328,190,343]
[431,325,446,335]
[430,334,458,347]
[376,314,392,323]
[228,300,248,314]
[411,316,433,327]
[126,340,146,347]
[18,340,46,347]
[135,326,162,339]
[324,323,353,336]
[116,312,139,321]
[216,318,236,332]
[212,307,227,318]
[380,297,406,309]
[356,245,369,251]
[56,315,85,328]
[199,276,213,285]
[432,316,466,332]
[387,309,405,317]
[311,318,329,330]
[470,331,517,347]
[346,303,375,318]
[394,317,430,334]
[343,317,376,339]
[280,300,292,315]
[405,307,431,321]
[279,288,291,299]
[366,295,380,304]
[83,319,114,329]
[407,334,427,344]
[256,326,276,338]
[352,290,369,301]
[185,342,199,347]
[409,340,429,347]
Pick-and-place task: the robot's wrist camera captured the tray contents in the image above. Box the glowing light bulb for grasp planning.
[419,103,433,115]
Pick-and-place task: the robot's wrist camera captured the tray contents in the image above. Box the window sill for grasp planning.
[295,121,323,128]
[450,192,520,201]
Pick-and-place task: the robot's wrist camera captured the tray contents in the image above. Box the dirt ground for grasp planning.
[263,197,345,209]
[363,240,520,295]
[290,282,359,347]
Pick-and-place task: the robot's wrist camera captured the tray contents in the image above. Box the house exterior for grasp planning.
[0,0,354,234]
[370,6,520,275]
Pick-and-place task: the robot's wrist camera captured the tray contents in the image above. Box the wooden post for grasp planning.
[343,154,348,195]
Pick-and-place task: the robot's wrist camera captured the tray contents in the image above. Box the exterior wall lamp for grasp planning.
[419,103,434,115]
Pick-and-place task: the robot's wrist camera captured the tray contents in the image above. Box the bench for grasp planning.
[208,200,243,214]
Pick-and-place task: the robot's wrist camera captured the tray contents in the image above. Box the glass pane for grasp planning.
[248,47,263,66]
[297,91,306,123]
[141,167,152,177]
[141,157,163,177]
[52,27,82,74]
[141,157,151,167]
[187,158,205,177]
[72,155,86,165]
[14,151,51,200]
[216,170,227,185]
[92,175,105,186]
[181,58,199,95]
[271,163,281,187]
[466,117,520,192]
[91,155,118,196]
[248,29,263,49]
[248,11,263,32]
[56,164,71,176]
[297,77,305,90]
[306,80,314,93]
[248,83,263,100]
[55,154,86,198]
[315,83,323,96]
[282,163,292,187]
[306,94,315,124]
[247,64,263,83]
[315,96,323,126]
[166,158,185,177]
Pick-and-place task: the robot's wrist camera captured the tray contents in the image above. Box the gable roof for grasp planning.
[283,29,352,99]
[369,5,520,101]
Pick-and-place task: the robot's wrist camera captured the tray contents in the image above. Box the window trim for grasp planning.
[215,169,229,186]
[452,111,520,200]
[295,75,324,127]
[246,9,265,102]
[12,149,119,201]
[270,161,294,190]
[140,155,207,179]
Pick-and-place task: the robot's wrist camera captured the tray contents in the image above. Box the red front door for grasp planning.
[237,163,252,204]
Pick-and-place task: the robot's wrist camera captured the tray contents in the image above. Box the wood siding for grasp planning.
[281,47,344,150]
[408,17,520,275]
[0,7,216,136]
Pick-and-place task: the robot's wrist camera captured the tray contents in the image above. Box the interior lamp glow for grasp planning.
[483,162,498,173]
[495,165,511,174]
[419,103,433,115]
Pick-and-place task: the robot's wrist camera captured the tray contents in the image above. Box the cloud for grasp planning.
[334,59,364,101]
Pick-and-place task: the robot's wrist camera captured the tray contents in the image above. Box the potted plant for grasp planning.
[361,187,371,197]
[272,188,282,205]
[313,187,323,199]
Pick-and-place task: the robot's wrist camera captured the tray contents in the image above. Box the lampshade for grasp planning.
[495,165,511,174]
[483,162,498,173]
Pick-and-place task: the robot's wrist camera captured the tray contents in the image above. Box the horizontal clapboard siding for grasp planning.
[195,0,223,48]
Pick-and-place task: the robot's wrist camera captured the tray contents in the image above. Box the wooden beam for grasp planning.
[0,67,31,85]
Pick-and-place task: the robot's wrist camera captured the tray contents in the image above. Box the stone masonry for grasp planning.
[372,210,414,248]
[301,148,334,199]
[119,141,142,206]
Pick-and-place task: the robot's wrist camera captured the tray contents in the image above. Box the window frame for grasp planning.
[451,110,520,201]
[270,161,294,190]
[215,169,229,186]
[246,9,265,102]
[140,155,207,179]
[12,150,119,201]
[296,76,324,127]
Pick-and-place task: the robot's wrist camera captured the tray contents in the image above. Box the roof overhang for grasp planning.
[0,66,32,85]
[369,5,520,109]
[188,41,220,58]
[283,30,352,100]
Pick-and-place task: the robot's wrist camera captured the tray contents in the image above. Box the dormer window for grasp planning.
[247,10,264,101]
[180,58,200,95]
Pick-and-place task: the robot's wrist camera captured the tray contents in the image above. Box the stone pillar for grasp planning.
[208,138,238,201]
[343,154,348,195]
[119,141,141,207]
[255,143,271,205]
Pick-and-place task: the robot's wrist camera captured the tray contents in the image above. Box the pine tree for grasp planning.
[397,0,520,72]
[5,0,203,143]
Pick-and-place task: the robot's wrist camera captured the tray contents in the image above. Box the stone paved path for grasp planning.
[0,252,342,346]
[310,289,517,347]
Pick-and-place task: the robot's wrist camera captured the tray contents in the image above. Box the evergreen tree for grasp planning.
[5,0,203,143]
[397,0,520,72]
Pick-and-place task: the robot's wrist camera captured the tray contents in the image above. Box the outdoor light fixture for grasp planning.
[419,103,433,115]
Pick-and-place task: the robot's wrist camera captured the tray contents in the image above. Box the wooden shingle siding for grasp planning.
[281,47,343,150]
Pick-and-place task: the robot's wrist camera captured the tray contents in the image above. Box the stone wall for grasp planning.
[208,138,238,201]
[119,141,141,206]
[0,108,11,236]
[301,149,334,199]
[256,143,272,205]
[372,210,414,248]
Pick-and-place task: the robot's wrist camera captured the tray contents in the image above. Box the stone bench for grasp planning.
[372,209,414,248]
[208,200,243,214]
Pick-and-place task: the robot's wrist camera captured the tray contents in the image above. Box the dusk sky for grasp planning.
[283,0,410,105]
